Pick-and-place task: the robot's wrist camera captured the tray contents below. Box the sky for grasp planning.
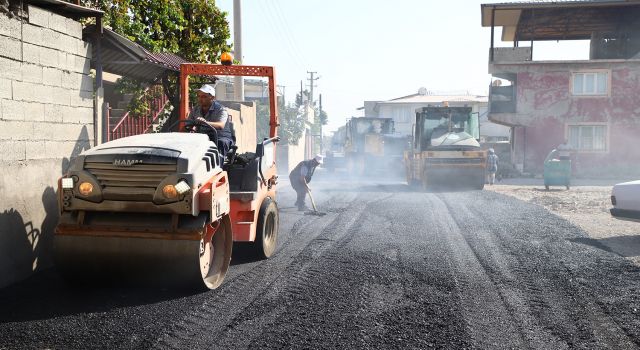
[216,0,590,133]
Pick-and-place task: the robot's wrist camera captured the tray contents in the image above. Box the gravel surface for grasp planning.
[487,184,640,265]
[1,176,639,349]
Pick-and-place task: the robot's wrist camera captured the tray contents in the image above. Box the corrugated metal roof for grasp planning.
[481,0,640,41]
[85,26,187,82]
[26,0,103,17]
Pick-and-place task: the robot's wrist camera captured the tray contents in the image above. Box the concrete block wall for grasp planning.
[0,6,94,288]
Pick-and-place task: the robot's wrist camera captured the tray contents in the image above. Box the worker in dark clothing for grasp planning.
[486,148,499,185]
[189,84,235,162]
[289,155,323,211]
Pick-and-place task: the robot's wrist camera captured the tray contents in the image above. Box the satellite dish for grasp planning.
[418,87,427,95]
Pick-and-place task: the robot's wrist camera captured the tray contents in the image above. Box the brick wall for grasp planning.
[0,5,94,288]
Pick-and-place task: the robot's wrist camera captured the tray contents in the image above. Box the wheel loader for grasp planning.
[342,117,407,175]
[404,106,486,190]
[54,62,280,290]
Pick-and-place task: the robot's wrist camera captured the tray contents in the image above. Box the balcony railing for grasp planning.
[490,47,532,64]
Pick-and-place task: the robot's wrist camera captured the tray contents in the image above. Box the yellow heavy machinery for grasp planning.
[342,117,407,175]
[405,106,486,190]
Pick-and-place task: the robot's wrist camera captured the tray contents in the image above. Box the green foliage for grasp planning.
[82,0,231,63]
[79,0,231,123]
[316,108,328,126]
[295,90,310,108]
[114,78,163,118]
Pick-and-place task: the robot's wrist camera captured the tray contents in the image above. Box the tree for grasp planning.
[80,0,232,127]
[83,0,231,63]
[295,90,311,108]
[256,100,306,145]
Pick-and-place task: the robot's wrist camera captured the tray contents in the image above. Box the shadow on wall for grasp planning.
[62,125,91,174]
[0,188,57,288]
[0,127,90,288]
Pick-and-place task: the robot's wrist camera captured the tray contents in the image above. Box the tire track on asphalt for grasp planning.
[153,191,382,349]
[431,192,534,349]
[227,192,396,350]
[438,191,639,349]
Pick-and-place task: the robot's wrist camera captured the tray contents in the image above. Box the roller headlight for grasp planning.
[78,182,94,196]
[162,185,178,199]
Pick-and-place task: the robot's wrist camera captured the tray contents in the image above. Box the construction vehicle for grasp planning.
[405,106,486,189]
[342,117,407,175]
[54,61,280,290]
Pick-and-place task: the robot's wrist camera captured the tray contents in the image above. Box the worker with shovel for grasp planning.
[289,155,323,212]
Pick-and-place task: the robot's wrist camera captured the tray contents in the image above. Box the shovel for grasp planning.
[304,186,326,216]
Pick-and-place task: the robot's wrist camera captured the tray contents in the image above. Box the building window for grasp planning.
[572,71,609,96]
[568,124,607,151]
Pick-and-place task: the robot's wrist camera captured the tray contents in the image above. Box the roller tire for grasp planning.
[253,197,279,259]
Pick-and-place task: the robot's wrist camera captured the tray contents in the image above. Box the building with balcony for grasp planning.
[482,1,640,175]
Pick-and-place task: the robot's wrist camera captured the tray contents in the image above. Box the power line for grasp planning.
[269,1,310,69]
[255,1,306,73]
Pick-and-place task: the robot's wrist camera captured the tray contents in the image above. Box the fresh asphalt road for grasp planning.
[1,172,640,349]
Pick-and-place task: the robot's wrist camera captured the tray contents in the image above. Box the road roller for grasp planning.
[54,62,280,290]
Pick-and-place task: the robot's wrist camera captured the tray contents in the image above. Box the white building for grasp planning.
[361,89,510,142]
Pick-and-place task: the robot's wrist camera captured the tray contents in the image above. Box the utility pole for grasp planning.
[319,93,323,153]
[277,85,286,105]
[300,80,304,105]
[233,0,244,101]
[306,71,319,106]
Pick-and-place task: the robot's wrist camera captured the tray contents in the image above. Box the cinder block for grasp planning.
[48,12,66,33]
[61,71,79,89]
[27,5,50,28]
[52,86,71,106]
[0,140,26,161]
[64,53,75,72]
[41,27,62,49]
[44,140,80,158]
[23,101,46,122]
[44,104,65,123]
[43,67,62,87]
[22,24,44,46]
[0,79,11,99]
[74,55,90,74]
[70,90,93,108]
[66,18,82,39]
[61,34,78,55]
[12,81,38,102]
[0,57,21,80]
[34,84,54,104]
[0,36,22,61]
[0,17,21,39]
[32,121,54,140]
[39,46,59,68]
[22,42,40,65]
[0,120,34,140]
[48,11,77,36]
[0,99,24,121]
[80,74,93,92]
[77,40,91,59]
[26,141,47,160]
[39,123,89,141]
[63,106,94,124]
[20,62,43,84]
